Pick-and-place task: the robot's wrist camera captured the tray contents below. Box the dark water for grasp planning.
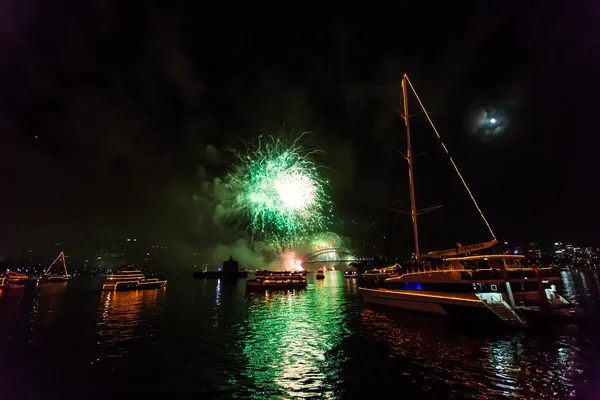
[1,270,599,399]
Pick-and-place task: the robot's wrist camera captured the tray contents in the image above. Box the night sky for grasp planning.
[1,1,598,262]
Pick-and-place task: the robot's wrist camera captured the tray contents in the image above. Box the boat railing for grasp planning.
[260,278,307,283]
[388,268,503,280]
[548,296,570,306]
[391,267,499,280]
[388,266,561,282]
[505,267,559,279]
[476,295,528,326]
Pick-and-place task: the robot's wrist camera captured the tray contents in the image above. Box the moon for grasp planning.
[466,105,509,141]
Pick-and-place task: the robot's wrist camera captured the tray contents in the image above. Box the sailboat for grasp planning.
[359,74,577,326]
[40,251,71,283]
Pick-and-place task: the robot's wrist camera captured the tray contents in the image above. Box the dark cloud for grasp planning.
[152,18,205,107]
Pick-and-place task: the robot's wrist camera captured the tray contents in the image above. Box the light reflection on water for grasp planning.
[98,288,165,347]
[0,270,597,399]
[240,271,352,399]
[561,270,579,304]
[360,308,583,399]
[34,282,68,327]
[561,269,600,313]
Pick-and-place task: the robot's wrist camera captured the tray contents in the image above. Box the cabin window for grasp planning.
[463,260,479,271]
[505,259,522,268]
[491,284,498,291]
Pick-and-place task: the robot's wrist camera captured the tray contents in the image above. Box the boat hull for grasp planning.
[359,287,532,327]
[40,276,70,283]
[102,280,167,291]
[246,281,307,291]
[518,307,584,324]
[8,279,29,285]
[359,287,491,317]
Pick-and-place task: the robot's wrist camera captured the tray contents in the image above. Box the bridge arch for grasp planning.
[303,247,358,264]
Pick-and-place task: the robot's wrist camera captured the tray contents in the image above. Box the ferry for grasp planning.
[359,74,578,327]
[7,271,29,285]
[316,269,325,280]
[246,271,307,291]
[102,269,167,291]
[41,251,71,283]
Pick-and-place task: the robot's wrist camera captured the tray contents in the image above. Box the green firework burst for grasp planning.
[218,132,332,245]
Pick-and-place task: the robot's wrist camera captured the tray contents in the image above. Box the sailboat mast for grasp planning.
[61,252,69,277]
[45,251,62,275]
[402,74,420,262]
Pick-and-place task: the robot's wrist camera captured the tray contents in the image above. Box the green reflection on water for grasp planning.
[241,271,350,399]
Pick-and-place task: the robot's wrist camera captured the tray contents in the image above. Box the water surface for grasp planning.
[0,270,598,399]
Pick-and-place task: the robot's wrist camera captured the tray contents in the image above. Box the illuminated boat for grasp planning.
[344,268,358,278]
[40,251,71,283]
[316,269,325,280]
[0,274,8,288]
[360,255,578,326]
[246,271,307,291]
[358,265,401,285]
[102,268,167,291]
[359,75,577,327]
[7,271,29,285]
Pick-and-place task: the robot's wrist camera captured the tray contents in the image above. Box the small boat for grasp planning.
[246,271,307,291]
[40,251,71,283]
[344,268,358,278]
[316,269,325,280]
[7,271,29,285]
[358,264,402,288]
[102,268,167,291]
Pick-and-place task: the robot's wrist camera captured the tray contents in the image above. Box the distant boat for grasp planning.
[40,251,71,283]
[192,257,248,279]
[5,271,29,287]
[246,271,307,291]
[316,269,325,280]
[344,269,358,278]
[358,264,402,286]
[102,268,167,291]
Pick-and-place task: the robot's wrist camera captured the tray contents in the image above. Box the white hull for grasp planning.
[359,288,487,316]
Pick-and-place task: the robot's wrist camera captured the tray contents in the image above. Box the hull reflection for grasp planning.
[99,288,165,346]
[34,281,68,327]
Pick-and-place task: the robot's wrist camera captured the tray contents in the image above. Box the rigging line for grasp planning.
[404,75,497,241]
